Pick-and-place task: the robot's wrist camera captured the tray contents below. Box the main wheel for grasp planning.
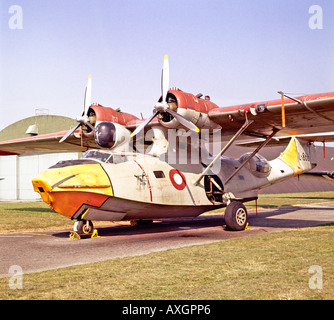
[224,201,248,231]
[74,220,94,235]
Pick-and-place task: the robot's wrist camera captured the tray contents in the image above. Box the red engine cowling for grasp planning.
[157,88,220,130]
[90,104,139,125]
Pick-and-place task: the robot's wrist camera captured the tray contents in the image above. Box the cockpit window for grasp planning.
[82,150,113,163]
[81,150,134,164]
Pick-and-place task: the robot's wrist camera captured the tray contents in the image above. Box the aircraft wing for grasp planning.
[0,130,98,155]
[0,114,161,156]
[2,91,334,155]
[208,92,334,138]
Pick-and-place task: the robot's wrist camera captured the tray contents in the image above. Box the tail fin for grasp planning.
[278,137,316,176]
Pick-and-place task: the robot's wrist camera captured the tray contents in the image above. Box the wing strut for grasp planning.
[193,116,254,186]
[223,128,279,185]
[278,91,334,125]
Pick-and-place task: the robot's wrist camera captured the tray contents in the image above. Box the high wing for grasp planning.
[2,91,334,156]
[0,129,98,155]
[0,111,149,156]
[208,92,334,138]
[0,106,157,156]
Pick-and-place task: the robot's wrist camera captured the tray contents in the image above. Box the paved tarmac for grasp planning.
[1,202,334,278]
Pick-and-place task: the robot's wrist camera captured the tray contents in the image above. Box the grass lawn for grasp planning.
[0,201,73,233]
[0,224,333,300]
[251,191,334,209]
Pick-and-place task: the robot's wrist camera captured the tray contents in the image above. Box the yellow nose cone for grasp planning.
[32,162,113,218]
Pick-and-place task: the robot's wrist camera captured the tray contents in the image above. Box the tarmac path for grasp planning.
[1,202,334,278]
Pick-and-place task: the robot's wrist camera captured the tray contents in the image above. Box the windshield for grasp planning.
[81,150,140,164]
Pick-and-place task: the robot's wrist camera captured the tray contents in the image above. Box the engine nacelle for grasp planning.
[157,89,220,130]
[94,122,131,151]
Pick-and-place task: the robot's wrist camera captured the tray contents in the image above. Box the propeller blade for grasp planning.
[84,75,92,117]
[59,123,81,143]
[166,109,200,133]
[131,56,170,138]
[60,75,94,144]
[131,110,160,138]
[162,55,169,105]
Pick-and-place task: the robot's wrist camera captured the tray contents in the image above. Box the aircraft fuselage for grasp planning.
[32,150,218,221]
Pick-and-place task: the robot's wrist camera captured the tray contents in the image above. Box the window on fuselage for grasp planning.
[153,170,165,178]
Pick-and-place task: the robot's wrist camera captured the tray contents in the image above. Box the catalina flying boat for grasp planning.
[1,55,334,234]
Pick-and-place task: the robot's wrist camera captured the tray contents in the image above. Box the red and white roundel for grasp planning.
[169,169,187,191]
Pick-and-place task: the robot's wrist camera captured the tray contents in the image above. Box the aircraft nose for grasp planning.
[32,161,113,218]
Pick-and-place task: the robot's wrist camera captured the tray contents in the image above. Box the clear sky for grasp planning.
[1,0,334,130]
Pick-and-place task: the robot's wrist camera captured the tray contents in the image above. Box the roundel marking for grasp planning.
[169,169,187,191]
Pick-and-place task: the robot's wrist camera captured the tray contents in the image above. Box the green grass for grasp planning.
[1,225,334,300]
[0,201,73,233]
[250,191,334,209]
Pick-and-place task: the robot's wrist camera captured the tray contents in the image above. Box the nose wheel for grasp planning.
[70,220,99,240]
[74,220,94,235]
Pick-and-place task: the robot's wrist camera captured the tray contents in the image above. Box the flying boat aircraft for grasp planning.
[1,55,334,234]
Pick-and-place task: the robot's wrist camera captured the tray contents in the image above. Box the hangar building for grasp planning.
[0,113,80,200]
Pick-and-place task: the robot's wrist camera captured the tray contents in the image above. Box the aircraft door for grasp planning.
[204,175,224,204]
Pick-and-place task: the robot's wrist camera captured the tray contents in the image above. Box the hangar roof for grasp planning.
[0,115,77,141]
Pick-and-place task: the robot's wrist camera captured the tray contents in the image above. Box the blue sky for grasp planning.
[1,0,334,130]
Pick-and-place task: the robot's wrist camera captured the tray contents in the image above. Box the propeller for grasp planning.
[131,55,199,138]
[59,75,94,143]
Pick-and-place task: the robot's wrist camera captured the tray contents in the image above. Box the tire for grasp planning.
[224,201,248,231]
[74,220,94,235]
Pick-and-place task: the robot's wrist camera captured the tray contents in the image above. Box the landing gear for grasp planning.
[74,220,94,235]
[69,220,100,240]
[224,201,248,231]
